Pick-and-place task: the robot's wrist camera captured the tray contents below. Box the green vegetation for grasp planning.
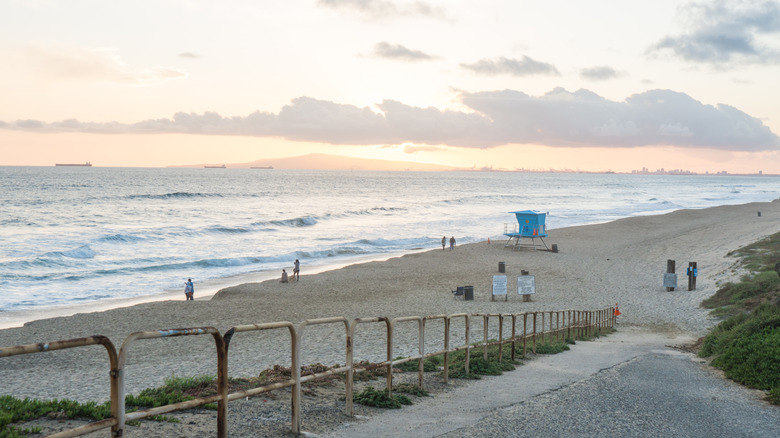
[2,324,615,434]
[698,230,780,405]
[353,387,412,409]
[394,355,441,372]
[0,397,109,438]
[0,375,221,437]
[126,375,216,409]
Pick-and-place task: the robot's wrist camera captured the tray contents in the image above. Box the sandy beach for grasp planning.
[2,200,780,431]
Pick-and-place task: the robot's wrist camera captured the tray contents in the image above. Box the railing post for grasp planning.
[498,314,504,363]
[511,314,517,362]
[386,318,393,395]
[216,331,229,438]
[346,320,355,416]
[464,314,471,374]
[482,314,489,362]
[292,323,302,434]
[522,313,528,357]
[444,316,450,384]
[418,317,425,389]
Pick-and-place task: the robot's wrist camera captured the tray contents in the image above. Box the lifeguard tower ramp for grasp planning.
[504,210,548,250]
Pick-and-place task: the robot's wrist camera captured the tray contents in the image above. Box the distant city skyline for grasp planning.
[2,1,780,173]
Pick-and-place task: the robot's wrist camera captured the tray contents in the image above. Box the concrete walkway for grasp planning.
[321,326,780,438]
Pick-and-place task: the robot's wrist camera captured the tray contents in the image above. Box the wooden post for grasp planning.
[688,262,697,291]
[666,259,675,292]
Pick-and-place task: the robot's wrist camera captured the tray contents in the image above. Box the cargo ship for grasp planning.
[204,164,226,168]
[55,162,92,167]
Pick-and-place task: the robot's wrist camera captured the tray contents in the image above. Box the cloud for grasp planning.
[580,66,622,81]
[370,42,436,61]
[178,52,200,59]
[403,144,443,153]
[649,0,780,66]
[25,44,187,84]
[461,56,560,77]
[3,88,778,151]
[317,0,445,20]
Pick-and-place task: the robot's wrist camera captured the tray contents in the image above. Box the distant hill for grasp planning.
[172,153,462,171]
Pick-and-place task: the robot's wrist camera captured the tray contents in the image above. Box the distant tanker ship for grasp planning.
[55,162,92,167]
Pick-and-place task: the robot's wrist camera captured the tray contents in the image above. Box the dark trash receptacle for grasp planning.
[498,262,505,273]
[464,286,474,300]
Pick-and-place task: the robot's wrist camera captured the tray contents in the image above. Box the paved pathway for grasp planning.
[321,327,780,438]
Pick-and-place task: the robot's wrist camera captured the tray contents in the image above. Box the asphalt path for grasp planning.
[321,326,780,438]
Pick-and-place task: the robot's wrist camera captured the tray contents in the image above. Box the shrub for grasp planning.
[353,387,411,409]
[699,303,780,400]
[710,326,780,390]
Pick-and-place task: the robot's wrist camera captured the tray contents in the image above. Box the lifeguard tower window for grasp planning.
[504,210,549,250]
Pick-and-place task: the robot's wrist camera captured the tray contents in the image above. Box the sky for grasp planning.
[2,0,780,173]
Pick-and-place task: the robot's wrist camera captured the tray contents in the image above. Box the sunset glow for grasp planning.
[2,1,780,173]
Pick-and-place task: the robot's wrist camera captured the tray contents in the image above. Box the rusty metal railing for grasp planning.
[117,327,227,437]
[0,307,615,437]
[0,336,119,438]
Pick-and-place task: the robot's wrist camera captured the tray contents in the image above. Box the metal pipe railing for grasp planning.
[0,307,614,437]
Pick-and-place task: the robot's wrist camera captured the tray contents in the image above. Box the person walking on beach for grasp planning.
[293,259,300,281]
[450,236,456,250]
[441,236,446,250]
[280,269,289,283]
[184,279,194,300]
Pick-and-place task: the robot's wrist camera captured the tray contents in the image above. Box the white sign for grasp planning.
[492,275,507,295]
[517,275,536,295]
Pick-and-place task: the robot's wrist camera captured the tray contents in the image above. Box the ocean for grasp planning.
[1,166,779,327]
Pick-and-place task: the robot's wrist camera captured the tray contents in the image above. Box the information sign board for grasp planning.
[663,273,678,288]
[492,275,507,295]
[517,275,536,295]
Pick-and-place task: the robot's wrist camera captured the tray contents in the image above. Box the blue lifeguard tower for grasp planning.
[504,210,549,250]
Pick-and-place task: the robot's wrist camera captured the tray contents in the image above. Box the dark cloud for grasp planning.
[3,88,778,151]
[461,56,560,77]
[15,120,45,129]
[317,0,445,20]
[371,42,436,61]
[580,66,621,81]
[459,88,778,150]
[649,0,780,65]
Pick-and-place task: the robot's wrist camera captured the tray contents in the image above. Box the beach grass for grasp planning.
[0,375,216,437]
[699,231,780,405]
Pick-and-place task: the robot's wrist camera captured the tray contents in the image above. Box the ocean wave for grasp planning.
[205,225,253,234]
[98,233,145,243]
[60,245,96,259]
[341,206,408,216]
[126,192,223,200]
[269,216,318,227]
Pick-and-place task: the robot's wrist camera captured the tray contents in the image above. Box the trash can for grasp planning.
[498,262,505,273]
[464,286,474,301]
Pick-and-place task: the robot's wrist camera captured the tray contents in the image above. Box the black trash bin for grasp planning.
[464,286,474,300]
[498,262,505,273]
